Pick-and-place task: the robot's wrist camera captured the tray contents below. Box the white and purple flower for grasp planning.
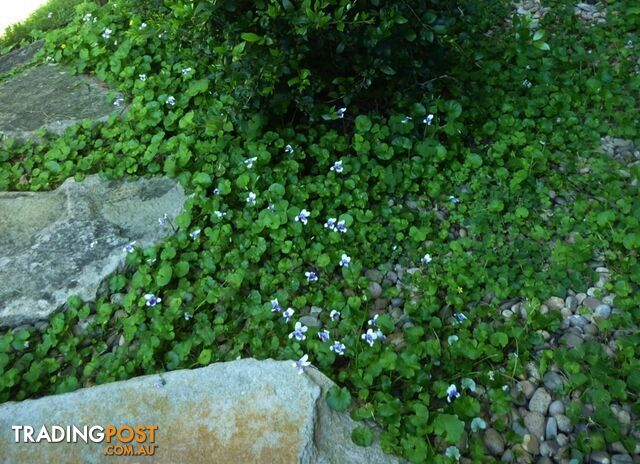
[368,314,379,326]
[123,241,136,253]
[336,220,347,233]
[330,341,346,355]
[246,192,257,205]
[336,107,347,118]
[293,354,311,374]
[361,329,378,347]
[284,144,294,154]
[339,254,351,267]
[324,218,337,230]
[421,254,432,264]
[329,310,341,321]
[189,229,201,240]
[102,28,112,39]
[305,271,318,283]
[453,313,468,323]
[144,293,161,307]
[244,157,258,168]
[446,384,460,403]
[318,329,330,342]
[166,95,176,106]
[283,308,295,322]
[423,114,434,126]
[289,322,308,341]
[295,209,311,225]
[271,299,281,312]
[330,160,343,173]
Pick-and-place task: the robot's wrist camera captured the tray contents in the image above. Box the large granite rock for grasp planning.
[0,64,122,142]
[0,358,402,464]
[0,175,187,327]
[0,40,44,75]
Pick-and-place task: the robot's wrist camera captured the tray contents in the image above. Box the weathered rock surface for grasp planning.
[0,358,402,464]
[0,64,122,142]
[0,40,44,75]
[0,175,186,326]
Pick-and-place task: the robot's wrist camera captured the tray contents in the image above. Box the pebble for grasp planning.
[584,324,599,336]
[365,269,383,283]
[524,411,546,440]
[583,297,601,310]
[556,414,573,433]
[539,440,558,457]
[549,400,565,416]
[110,293,125,306]
[529,388,552,415]
[299,315,321,327]
[576,293,587,304]
[560,333,584,348]
[586,287,599,297]
[368,281,382,298]
[502,309,515,320]
[611,454,633,464]
[391,297,404,307]
[545,296,565,310]
[556,433,569,447]
[568,314,589,328]
[561,308,573,320]
[546,417,558,440]
[543,372,565,392]
[526,362,541,382]
[501,449,514,462]
[594,304,612,319]
[522,433,539,455]
[518,380,537,399]
[565,295,578,311]
[483,428,505,456]
[590,451,611,464]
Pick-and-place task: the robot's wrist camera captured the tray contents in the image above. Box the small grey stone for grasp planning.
[560,333,584,348]
[589,451,611,464]
[583,297,601,310]
[518,380,537,399]
[565,296,578,311]
[594,304,611,320]
[390,297,403,307]
[545,297,565,310]
[539,440,558,457]
[609,442,627,454]
[483,428,505,455]
[568,315,589,328]
[368,282,383,299]
[543,372,565,392]
[602,295,615,306]
[583,324,599,336]
[561,308,573,320]
[524,411,546,440]
[616,410,631,426]
[556,414,573,433]
[526,362,541,382]
[586,287,599,297]
[549,400,565,416]
[556,433,569,447]
[298,315,321,328]
[501,449,514,462]
[611,454,632,464]
[310,306,323,316]
[576,293,587,304]
[522,433,539,455]
[529,388,552,415]
[546,417,558,440]
[365,269,383,283]
[502,309,514,320]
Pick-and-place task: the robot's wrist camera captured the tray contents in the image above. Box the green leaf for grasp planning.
[241,32,262,42]
[186,79,209,97]
[326,386,352,412]
[351,426,374,447]
[490,332,509,348]
[198,349,212,365]
[355,115,372,132]
[156,264,173,287]
[175,261,190,278]
[433,414,465,443]
[192,172,212,187]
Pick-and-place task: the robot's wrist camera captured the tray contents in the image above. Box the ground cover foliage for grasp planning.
[0,0,638,461]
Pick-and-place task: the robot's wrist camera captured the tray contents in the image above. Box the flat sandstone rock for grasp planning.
[0,358,402,464]
[0,64,122,142]
[0,175,187,327]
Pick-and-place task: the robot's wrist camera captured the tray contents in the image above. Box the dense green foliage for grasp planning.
[0,0,638,462]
